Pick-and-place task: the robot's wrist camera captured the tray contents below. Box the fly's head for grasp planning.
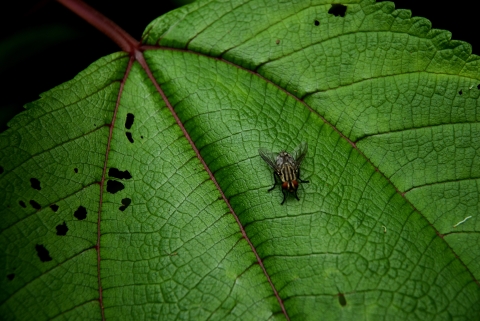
[281,178,299,193]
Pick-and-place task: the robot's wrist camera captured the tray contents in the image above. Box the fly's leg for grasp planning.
[268,172,278,192]
[280,189,287,205]
[296,169,307,201]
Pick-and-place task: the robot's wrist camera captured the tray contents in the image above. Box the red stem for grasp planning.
[56,0,138,54]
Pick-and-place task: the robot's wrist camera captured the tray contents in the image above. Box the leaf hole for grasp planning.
[119,198,132,211]
[338,293,347,306]
[74,168,78,173]
[19,200,26,208]
[35,244,52,262]
[314,20,320,26]
[109,168,132,180]
[458,90,463,95]
[328,4,347,17]
[7,273,15,281]
[107,180,125,194]
[126,132,134,143]
[141,135,144,139]
[0,165,4,174]
[50,204,59,212]
[30,200,41,210]
[56,221,68,236]
[477,84,480,90]
[30,178,41,190]
[74,206,87,220]
[125,113,134,129]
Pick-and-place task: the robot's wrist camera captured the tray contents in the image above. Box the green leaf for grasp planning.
[1,0,479,320]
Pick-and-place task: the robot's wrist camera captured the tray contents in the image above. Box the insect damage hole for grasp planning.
[74,206,87,220]
[328,4,347,17]
[458,90,463,95]
[74,168,78,173]
[338,293,347,306]
[7,273,15,281]
[119,198,131,211]
[107,180,125,194]
[109,168,132,180]
[125,113,134,129]
[56,222,68,236]
[30,178,41,190]
[30,200,41,209]
[126,132,134,143]
[35,244,52,262]
[0,165,4,174]
[50,204,59,212]
[19,200,26,208]
[314,20,320,26]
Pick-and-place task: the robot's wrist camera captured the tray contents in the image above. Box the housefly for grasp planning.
[259,142,309,205]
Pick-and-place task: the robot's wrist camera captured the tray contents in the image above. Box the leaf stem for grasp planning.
[56,0,138,54]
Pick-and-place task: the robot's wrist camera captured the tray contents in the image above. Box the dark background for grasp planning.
[1,0,478,132]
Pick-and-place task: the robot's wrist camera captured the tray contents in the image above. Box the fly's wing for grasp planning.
[292,142,308,168]
[258,148,278,171]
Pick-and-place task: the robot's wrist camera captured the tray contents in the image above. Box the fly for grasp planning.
[259,142,309,205]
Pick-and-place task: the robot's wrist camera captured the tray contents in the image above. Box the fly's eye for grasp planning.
[282,182,289,189]
[292,180,299,188]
